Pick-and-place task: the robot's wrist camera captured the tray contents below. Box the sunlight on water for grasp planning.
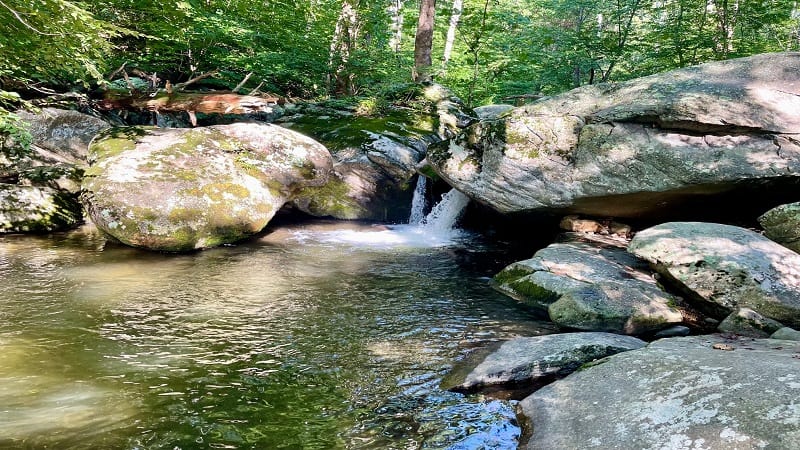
[0,221,552,449]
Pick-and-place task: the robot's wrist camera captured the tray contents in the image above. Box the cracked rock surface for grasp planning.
[427,52,800,218]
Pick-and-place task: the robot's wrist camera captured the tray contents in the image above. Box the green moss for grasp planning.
[88,127,150,162]
[493,266,533,285]
[508,277,560,304]
[296,178,365,219]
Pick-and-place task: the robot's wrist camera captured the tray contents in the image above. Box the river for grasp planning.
[0,218,553,449]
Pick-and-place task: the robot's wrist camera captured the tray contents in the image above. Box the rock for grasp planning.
[629,222,800,329]
[444,332,645,397]
[283,110,431,221]
[427,53,800,219]
[559,215,603,233]
[2,108,110,193]
[758,202,800,253]
[653,325,691,338]
[473,104,514,120]
[16,107,109,164]
[771,327,800,341]
[519,335,800,450]
[81,123,331,251]
[0,183,83,232]
[284,84,475,221]
[494,241,682,334]
[717,307,785,338]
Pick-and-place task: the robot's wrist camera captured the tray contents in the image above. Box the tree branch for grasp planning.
[232,72,253,93]
[0,0,60,36]
[173,70,220,91]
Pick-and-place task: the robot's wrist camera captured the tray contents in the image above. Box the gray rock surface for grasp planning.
[494,241,682,334]
[427,53,800,218]
[759,202,800,253]
[771,327,800,341]
[717,307,785,338]
[16,107,109,165]
[0,183,83,232]
[82,123,331,251]
[473,104,514,120]
[445,332,645,396]
[520,335,800,449]
[629,222,800,329]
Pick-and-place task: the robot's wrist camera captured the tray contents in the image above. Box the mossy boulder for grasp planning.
[281,85,475,221]
[0,183,83,232]
[82,124,331,251]
[629,222,800,329]
[758,201,800,253]
[494,240,682,335]
[428,53,800,220]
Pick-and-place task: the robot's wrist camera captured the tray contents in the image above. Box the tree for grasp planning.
[413,0,436,82]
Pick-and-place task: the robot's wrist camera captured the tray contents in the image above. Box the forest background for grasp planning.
[1,0,799,144]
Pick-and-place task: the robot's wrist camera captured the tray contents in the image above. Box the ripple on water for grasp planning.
[0,221,552,449]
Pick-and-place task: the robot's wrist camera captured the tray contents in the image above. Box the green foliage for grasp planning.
[0,90,32,159]
[2,0,798,107]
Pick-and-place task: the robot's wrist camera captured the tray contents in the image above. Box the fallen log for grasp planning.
[98,91,283,126]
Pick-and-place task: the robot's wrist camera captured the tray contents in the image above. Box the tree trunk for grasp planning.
[388,0,405,52]
[328,1,360,95]
[442,0,463,68]
[99,92,282,125]
[413,0,436,82]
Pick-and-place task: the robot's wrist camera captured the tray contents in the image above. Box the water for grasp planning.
[408,176,428,225]
[0,220,552,449]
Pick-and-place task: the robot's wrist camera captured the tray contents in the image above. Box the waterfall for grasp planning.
[421,188,470,232]
[408,176,428,225]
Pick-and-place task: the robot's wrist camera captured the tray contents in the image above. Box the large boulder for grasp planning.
[629,222,800,329]
[443,332,645,397]
[519,335,800,449]
[494,240,683,334]
[283,84,476,221]
[82,123,331,251]
[0,183,83,232]
[758,202,800,253]
[427,52,800,219]
[2,108,109,193]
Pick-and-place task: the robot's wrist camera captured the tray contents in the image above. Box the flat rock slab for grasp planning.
[520,335,800,450]
[445,332,645,398]
[629,222,800,329]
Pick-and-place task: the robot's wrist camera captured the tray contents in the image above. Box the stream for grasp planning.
[0,212,553,449]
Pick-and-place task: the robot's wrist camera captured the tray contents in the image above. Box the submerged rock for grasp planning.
[493,241,682,334]
[519,335,800,449]
[82,123,331,251]
[444,332,645,397]
[427,52,800,219]
[758,202,800,253]
[629,222,800,329]
[0,183,83,232]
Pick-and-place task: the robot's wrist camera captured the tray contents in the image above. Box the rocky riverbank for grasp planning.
[2,53,800,447]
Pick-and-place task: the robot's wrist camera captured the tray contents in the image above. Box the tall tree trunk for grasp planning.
[712,0,739,56]
[388,0,405,52]
[442,0,463,68]
[328,1,360,95]
[413,0,436,82]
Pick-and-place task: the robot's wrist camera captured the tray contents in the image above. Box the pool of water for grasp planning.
[0,220,553,449]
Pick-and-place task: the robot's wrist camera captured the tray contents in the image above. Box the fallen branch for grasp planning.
[233,72,253,93]
[173,70,219,91]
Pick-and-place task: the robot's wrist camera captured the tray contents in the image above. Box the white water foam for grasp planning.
[290,188,471,249]
[408,176,428,225]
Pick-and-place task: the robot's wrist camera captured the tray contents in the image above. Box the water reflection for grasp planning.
[0,221,552,449]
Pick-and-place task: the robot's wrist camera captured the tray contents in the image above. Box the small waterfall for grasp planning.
[422,188,470,232]
[408,176,428,225]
